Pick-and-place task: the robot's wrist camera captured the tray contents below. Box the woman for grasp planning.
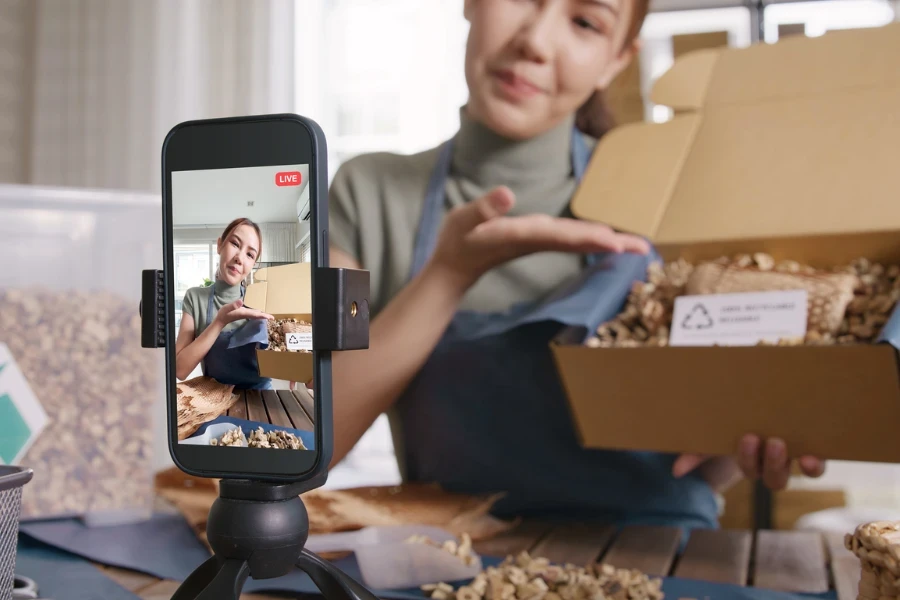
[175,217,274,389]
[326,0,826,528]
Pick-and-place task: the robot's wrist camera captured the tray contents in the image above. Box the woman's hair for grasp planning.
[575,0,650,140]
[216,217,263,278]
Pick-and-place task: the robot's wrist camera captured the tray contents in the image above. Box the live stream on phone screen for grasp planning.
[171,164,316,452]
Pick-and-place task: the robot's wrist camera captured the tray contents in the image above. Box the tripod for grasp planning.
[171,477,379,600]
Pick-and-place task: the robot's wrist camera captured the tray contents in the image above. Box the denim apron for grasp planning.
[202,284,273,390]
[394,130,720,530]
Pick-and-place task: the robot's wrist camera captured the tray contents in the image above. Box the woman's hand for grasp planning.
[426,186,651,293]
[214,299,274,326]
[672,434,827,493]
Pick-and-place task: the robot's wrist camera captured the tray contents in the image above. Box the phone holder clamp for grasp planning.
[139,267,369,350]
[140,266,376,599]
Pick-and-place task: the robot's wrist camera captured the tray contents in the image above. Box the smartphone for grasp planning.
[161,114,330,481]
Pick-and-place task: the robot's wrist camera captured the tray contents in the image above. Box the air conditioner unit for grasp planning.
[297,195,311,221]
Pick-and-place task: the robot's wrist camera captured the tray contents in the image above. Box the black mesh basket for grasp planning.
[0,466,32,600]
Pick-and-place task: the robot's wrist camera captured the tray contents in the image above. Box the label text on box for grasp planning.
[669,290,808,347]
[286,332,312,351]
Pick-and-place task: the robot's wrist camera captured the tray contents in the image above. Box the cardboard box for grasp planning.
[243,262,314,383]
[551,23,900,464]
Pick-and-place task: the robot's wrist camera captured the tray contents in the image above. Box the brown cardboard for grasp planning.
[552,23,900,463]
[244,262,313,383]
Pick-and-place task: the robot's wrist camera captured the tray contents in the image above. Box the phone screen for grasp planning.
[163,116,329,479]
[171,162,317,454]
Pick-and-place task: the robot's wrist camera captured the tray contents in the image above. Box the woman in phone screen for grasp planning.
[326,0,827,529]
[175,217,274,389]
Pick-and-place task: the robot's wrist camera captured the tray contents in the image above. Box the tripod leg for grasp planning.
[296,548,381,600]
[171,557,250,600]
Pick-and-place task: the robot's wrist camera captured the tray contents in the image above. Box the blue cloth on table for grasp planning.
[18,512,839,600]
[15,535,141,599]
[187,415,316,450]
[18,512,210,582]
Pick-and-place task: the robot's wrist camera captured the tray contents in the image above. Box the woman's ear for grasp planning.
[595,38,641,91]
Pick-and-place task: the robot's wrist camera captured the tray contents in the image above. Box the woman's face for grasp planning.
[463,0,637,139]
[217,224,260,286]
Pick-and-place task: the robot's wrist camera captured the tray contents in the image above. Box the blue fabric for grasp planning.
[226,317,270,350]
[202,284,273,390]
[17,516,838,600]
[876,301,900,350]
[187,415,317,451]
[15,535,143,599]
[395,129,720,529]
[18,512,211,582]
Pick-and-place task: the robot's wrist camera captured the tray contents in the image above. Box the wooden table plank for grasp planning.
[599,525,682,576]
[262,390,293,428]
[530,522,616,567]
[673,528,752,586]
[753,530,829,593]
[246,390,268,424]
[472,520,553,559]
[293,389,315,423]
[277,390,313,431]
[229,391,248,420]
[95,565,159,592]
[824,532,861,600]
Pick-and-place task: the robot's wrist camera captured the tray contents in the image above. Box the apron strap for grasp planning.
[201,282,245,376]
[408,140,454,280]
[570,131,600,268]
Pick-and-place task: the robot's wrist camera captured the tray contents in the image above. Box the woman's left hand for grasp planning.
[672,434,826,492]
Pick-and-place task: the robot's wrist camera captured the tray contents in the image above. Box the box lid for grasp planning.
[243,262,311,317]
[571,24,900,256]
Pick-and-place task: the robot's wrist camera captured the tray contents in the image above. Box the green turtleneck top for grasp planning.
[328,108,596,318]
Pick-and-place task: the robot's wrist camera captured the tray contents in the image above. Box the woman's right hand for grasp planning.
[426,186,651,292]
[214,299,274,326]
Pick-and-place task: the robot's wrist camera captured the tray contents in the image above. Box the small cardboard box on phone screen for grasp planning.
[243,261,313,383]
[551,23,900,464]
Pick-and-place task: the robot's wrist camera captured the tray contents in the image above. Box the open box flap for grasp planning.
[244,262,311,318]
[649,48,718,111]
[571,22,900,251]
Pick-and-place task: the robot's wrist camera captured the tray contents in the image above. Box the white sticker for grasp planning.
[0,343,49,465]
[286,332,313,351]
[669,290,808,347]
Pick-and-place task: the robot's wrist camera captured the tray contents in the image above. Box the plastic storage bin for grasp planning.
[0,183,163,526]
[1,466,33,600]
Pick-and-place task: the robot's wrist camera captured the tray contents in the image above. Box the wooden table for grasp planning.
[95,521,861,600]
[228,389,315,431]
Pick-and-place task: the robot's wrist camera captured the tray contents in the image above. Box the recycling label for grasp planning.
[669,290,808,347]
[0,343,48,465]
[286,332,313,351]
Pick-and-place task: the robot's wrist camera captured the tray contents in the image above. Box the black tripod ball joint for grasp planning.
[171,479,379,600]
[141,267,377,600]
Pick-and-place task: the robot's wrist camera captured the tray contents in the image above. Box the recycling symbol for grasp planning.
[681,303,714,330]
[288,334,299,344]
